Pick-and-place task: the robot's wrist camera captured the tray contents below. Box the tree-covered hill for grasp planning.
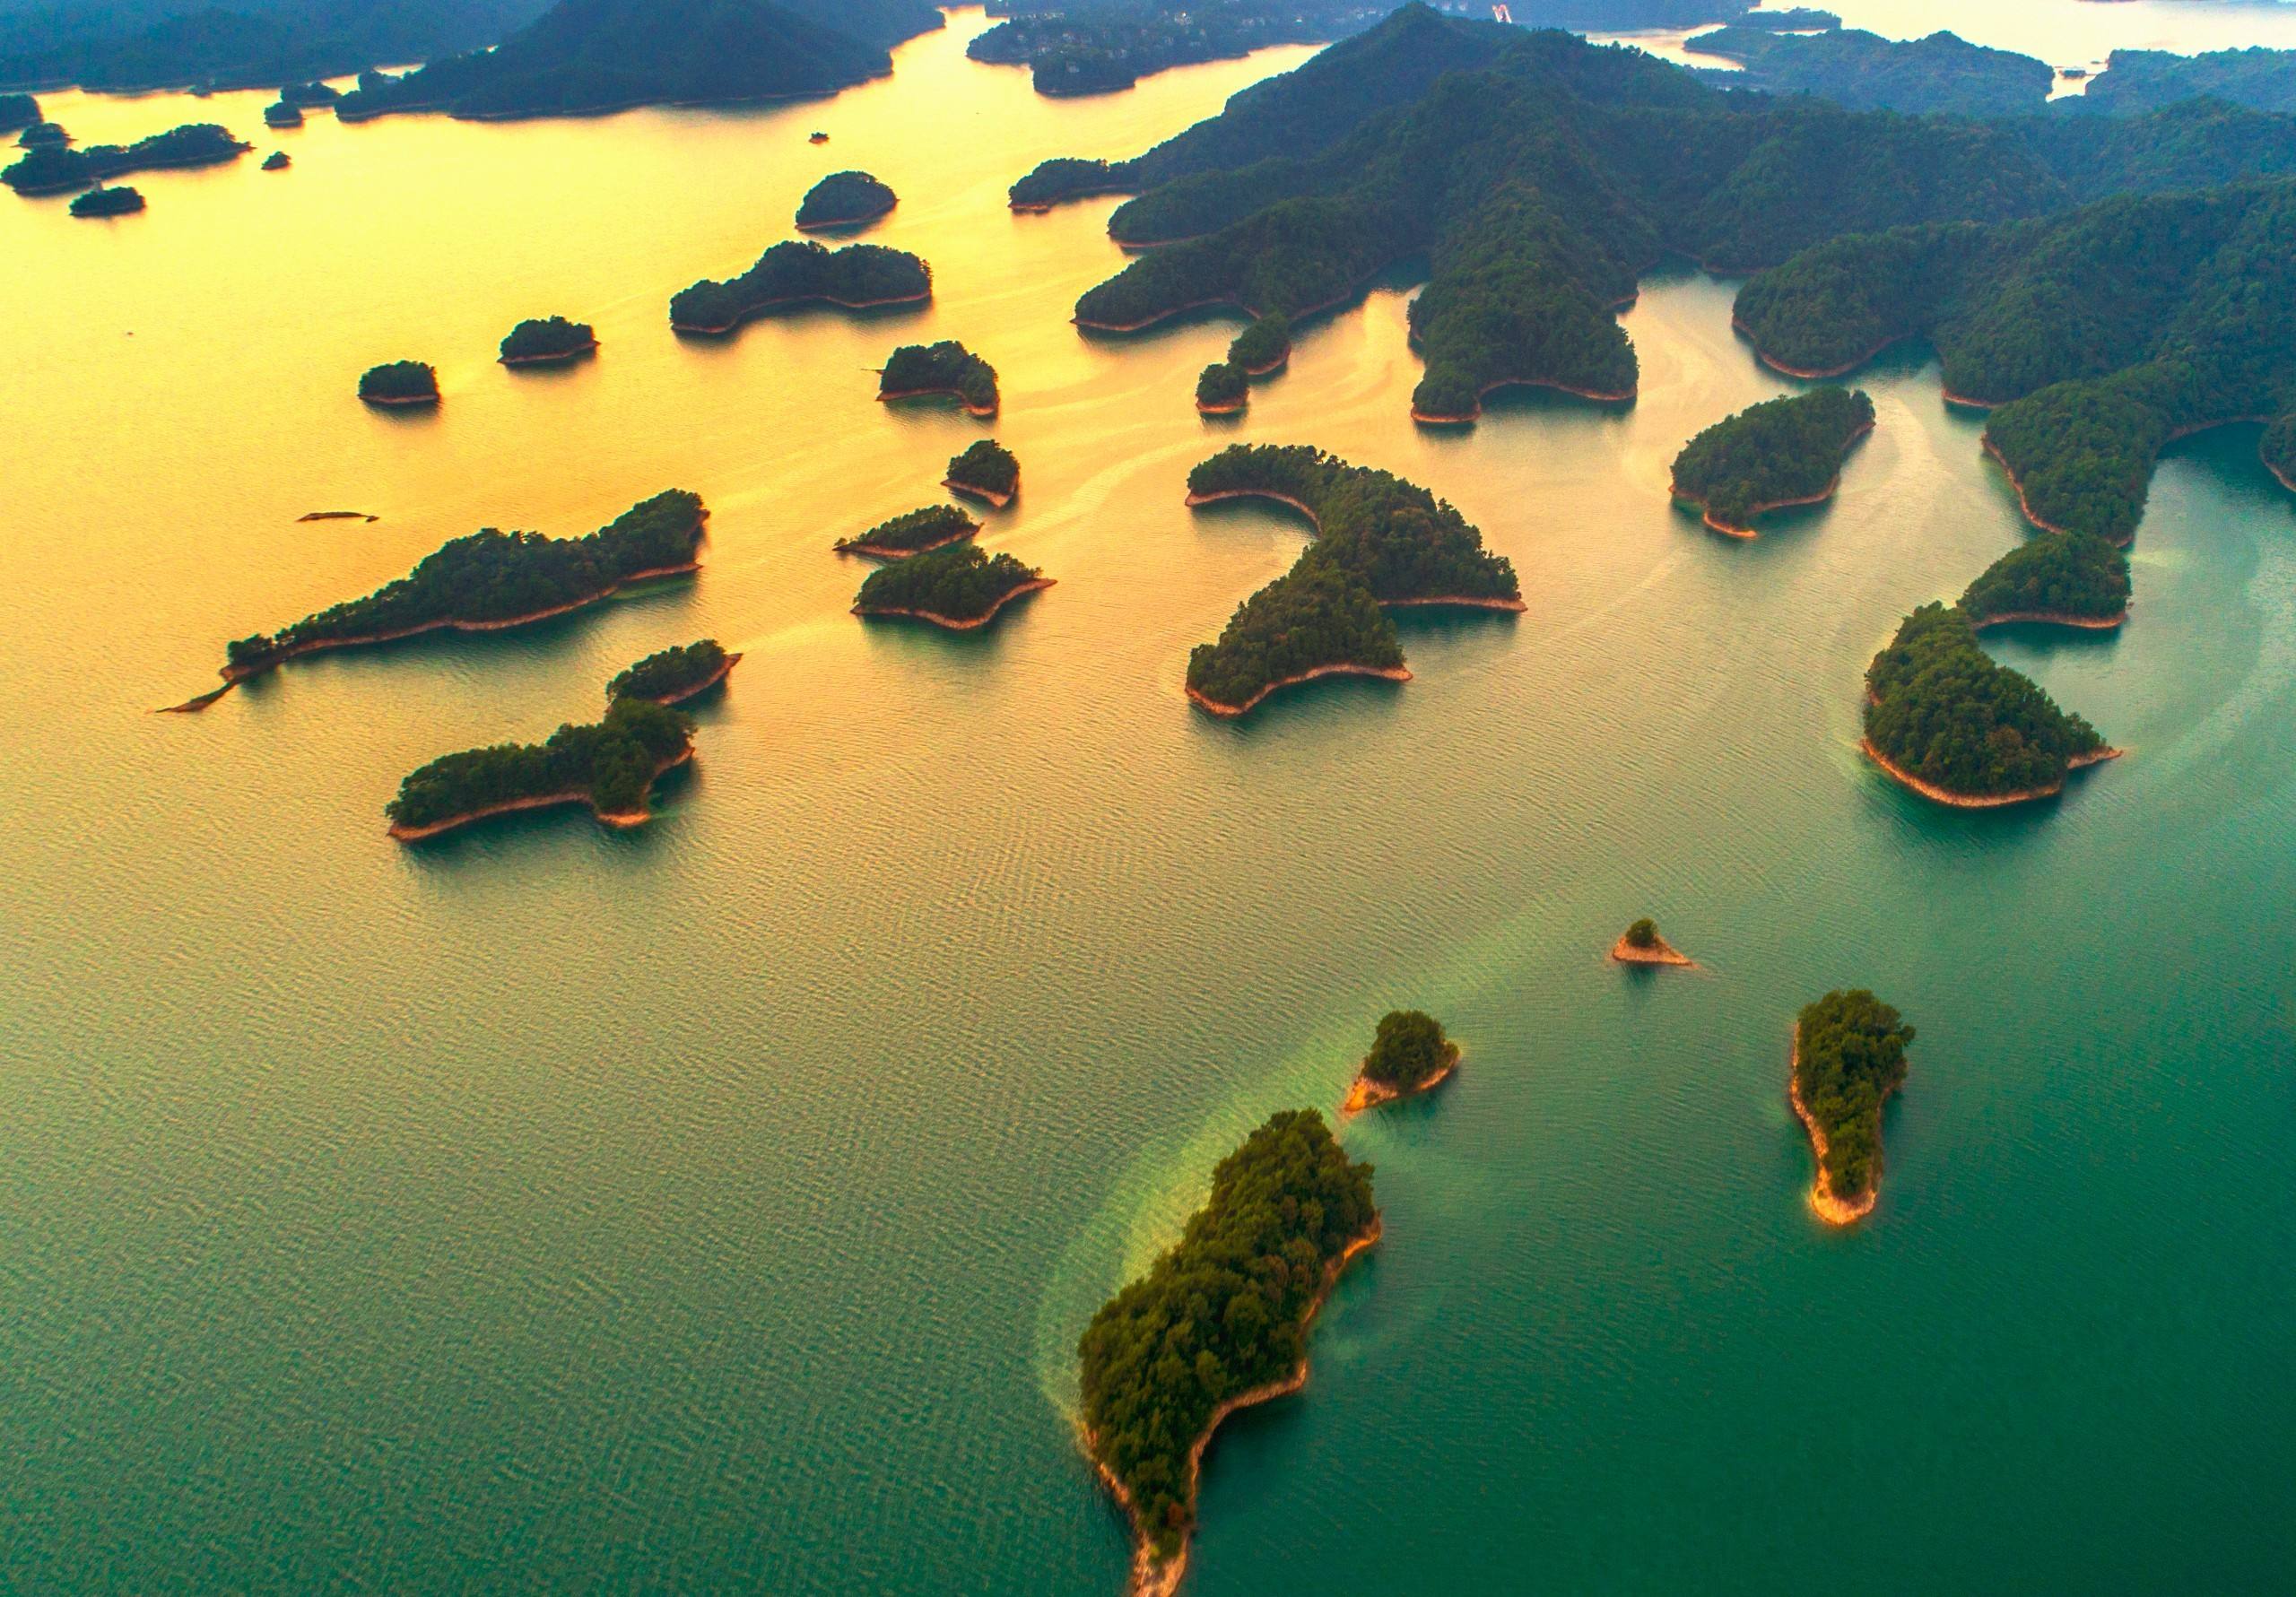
[1960,534,2131,627]
[2075,47,2296,119]
[1686,25,2051,118]
[1671,386,1873,534]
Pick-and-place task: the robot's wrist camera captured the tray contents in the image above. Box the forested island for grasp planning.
[1670,387,1874,536]
[851,543,1048,629]
[1341,1009,1459,1115]
[3,122,248,195]
[1079,1109,1377,1597]
[943,439,1019,508]
[178,490,706,707]
[0,94,38,133]
[1734,180,2296,544]
[1228,313,1292,375]
[359,360,439,407]
[880,341,998,415]
[1684,25,2051,117]
[264,100,304,129]
[18,119,65,146]
[1196,361,1247,415]
[796,169,896,230]
[606,638,737,704]
[386,695,695,842]
[263,151,291,171]
[69,184,144,217]
[1612,918,1692,968]
[670,240,930,334]
[1960,534,2131,629]
[500,316,597,365]
[328,0,940,123]
[1184,444,1521,715]
[1863,603,2116,806]
[970,2,1364,99]
[1791,989,1915,1225]
[1007,5,2296,425]
[833,504,978,559]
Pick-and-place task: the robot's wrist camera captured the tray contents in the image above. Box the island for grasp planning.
[1183,444,1522,716]
[0,95,39,134]
[1790,989,1916,1224]
[1228,313,1291,376]
[970,4,1361,99]
[1195,362,1247,415]
[942,439,1019,508]
[851,543,1049,629]
[69,184,143,218]
[606,638,739,705]
[1960,533,2131,629]
[280,82,343,109]
[18,121,66,147]
[796,169,896,230]
[173,490,707,708]
[263,100,303,129]
[1341,1009,1460,1115]
[358,360,439,407]
[499,316,597,366]
[1671,387,1875,537]
[1612,918,1693,968]
[1079,1109,1377,1597]
[3,122,249,195]
[262,151,291,171]
[880,340,998,415]
[669,240,930,334]
[1864,602,2118,806]
[386,696,695,843]
[833,504,978,559]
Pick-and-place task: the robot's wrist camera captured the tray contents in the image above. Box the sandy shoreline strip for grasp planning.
[853,578,1053,631]
[1187,662,1412,717]
[1788,1028,1879,1226]
[1611,933,1694,968]
[387,746,693,842]
[1340,1048,1459,1119]
[1861,737,2121,808]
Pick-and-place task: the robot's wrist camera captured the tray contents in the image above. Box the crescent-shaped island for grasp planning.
[1790,990,1916,1224]
[833,504,979,560]
[1671,387,1874,537]
[851,542,1049,629]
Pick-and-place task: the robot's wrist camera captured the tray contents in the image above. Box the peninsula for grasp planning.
[796,169,896,230]
[3,122,248,195]
[359,360,439,407]
[1612,918,1693,968]
[833,505,978,560]
[851,543,1048,629]
[499,317,597,366]
[606,639,738,705]
[178,490,706,707]
[1790,989,1916,1224]
[879,341,998,415]
[1184,445,1521,716]
[1079,1110,1377,1597]
[1341,1009,1459,1115]
[1961,533,2131,629]
[1671,387,1874,536]
[942,439,1019,508]
[386,696,695,843]
[1863,603,2117,806]
[670,240,930,334]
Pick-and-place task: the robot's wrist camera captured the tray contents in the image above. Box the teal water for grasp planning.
[1,10,2292,1593]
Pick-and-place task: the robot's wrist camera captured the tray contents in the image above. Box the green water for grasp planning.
[2,10,2291,1593]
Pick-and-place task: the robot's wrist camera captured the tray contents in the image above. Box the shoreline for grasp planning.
[1860,737,2121,808]
[834,529,976,560]
[163,552,702,711]
[796,202,896,233]
[8,142,251,196]
[1085,1218,1382,1597]
[1339,1046,1459,1118]
[1187,662,1412,718]
[943,476,1015,509]
[1611,933,1694,968]
[1183,487,1319,525]
[1075,273,1384,337]
[1968,607,2126,631]
[853,577,1053,630]
[387,745,693,842]
[1196,397,1246,416]
[672,288,930,335]
[1410,373,1636,425]
[361,391,439,408]
[1677,421,1872,536]
[1237,352,1289,378]
[339,79,870,127]
[2266,453,2296,495]
[879,385,997,418]
[645,652,741,706]
[1383,593,1527,612]
[1981,436,2086,539]
[1732,317,1901,380]
[1788,1029,1879,1226]
[500,339,598,367]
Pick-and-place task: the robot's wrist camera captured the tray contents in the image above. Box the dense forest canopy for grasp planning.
[1794,989,1914,1206]
[944,439,1020,499]
[1017,6,2296,422]
[1196,360,1248,410]
[68,181,141,214]
[1228,312,1291,372]
[1864,603,2108,798]
[881,341,998,412]
[1078,1110,1376,1564]
[2076,47,2296,118]
[836,504,978,556]
[1735,180,2296,542]
[0,91,36,130]
[796,169,897,228]
[671,240,930,333]
[227,490,705,670]
[500,316,596,361]
[606,639,728,704]
[970,2,1367,99]
[1685,26,2052,118]
[853,542,1043,622]
[1671,386,1873,530]
[3,120,246,194]
[1960,534,2131,624]
[1186,562,1402,711]
[387,695,693,831]
[1361,1009,1456,1090]
[357,360,437,402]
